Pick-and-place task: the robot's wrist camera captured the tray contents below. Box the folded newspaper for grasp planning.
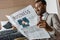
[6,5,50,39]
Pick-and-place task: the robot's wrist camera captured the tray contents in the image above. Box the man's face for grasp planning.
[35,2,46,15]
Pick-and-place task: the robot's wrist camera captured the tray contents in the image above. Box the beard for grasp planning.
[36,10,46,16]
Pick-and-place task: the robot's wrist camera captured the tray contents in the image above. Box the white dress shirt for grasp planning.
[37,12,55,37]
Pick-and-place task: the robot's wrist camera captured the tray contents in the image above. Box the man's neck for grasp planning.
[38,12,46,16]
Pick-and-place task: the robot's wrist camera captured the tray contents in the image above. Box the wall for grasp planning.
[46,0,58,14]
[0,0,34,21]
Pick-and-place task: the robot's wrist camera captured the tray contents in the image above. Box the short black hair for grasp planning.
[35,0,46,5]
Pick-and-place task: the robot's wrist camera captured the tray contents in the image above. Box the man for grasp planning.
[34,0,60,40]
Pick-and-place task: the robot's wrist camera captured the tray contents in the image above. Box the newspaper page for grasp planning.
[6,5,50,39]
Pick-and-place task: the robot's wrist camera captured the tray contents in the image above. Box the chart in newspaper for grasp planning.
[6,5,50,39]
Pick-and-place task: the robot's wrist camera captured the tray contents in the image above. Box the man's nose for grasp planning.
[34,8,39,12]
[35,8,39,11]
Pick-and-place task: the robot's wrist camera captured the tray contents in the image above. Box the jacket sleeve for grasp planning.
[52,14,60,33]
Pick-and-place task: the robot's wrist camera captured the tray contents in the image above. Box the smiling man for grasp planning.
[34,0,60,40]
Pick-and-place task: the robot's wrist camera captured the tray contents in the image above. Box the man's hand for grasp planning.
[37,20,46,28]
[37,20,53,31]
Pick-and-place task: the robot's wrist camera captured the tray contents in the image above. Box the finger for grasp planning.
[38,24,43,28]
[37,21,42,26]
[37,22,40,25]
[39,24,42,26]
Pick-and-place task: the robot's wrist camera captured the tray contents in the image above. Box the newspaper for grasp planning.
[6,5,50,39]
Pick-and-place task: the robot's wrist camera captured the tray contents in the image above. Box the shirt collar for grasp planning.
[37,12,49,17]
